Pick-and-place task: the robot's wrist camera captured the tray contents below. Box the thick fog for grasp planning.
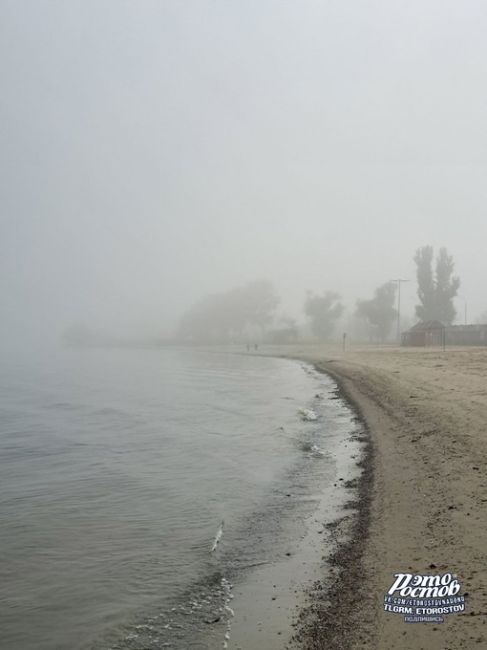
[2,0,487,350]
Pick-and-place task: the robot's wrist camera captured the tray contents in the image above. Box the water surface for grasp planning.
[0,347,357,649]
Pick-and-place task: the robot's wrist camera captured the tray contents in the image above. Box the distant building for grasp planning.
[402,321,445,346]
[402,321,487,347]
[445,324,487,346]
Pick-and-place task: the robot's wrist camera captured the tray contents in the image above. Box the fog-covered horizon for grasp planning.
[2,1,487,349]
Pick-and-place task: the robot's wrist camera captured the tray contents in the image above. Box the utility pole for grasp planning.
[390,279,409,345]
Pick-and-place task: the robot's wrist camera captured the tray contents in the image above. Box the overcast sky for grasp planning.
[2,0,487,346]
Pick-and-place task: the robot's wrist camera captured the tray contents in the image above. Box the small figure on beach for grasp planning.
[254,343,258,351]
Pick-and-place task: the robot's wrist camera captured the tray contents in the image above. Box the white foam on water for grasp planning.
[310,444,324,456]
[210,520,224,553]
[298,407,318,421]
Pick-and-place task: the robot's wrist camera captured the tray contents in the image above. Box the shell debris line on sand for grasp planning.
[210,520,224,553]
[298,407,318,421]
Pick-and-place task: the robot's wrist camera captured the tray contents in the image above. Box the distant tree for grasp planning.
[276,314,298,330]
[267,313,299,344]
[241,280,280,334]
[414,246,460,324]
[178,280,279,342]
[415,246,435,320]
[304,291,344,340]
[356,283,397,342]
[400,313,413,333]
[178,294,225,342]
[434,248,460,323]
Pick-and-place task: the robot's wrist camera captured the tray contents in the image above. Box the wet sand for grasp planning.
[225,379,365,650]
[265,343,487,649]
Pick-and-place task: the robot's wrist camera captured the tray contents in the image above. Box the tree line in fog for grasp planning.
[178,280,280,342]
[177,246,462,344]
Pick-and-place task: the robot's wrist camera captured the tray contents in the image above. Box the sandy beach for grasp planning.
[263,344,487,649]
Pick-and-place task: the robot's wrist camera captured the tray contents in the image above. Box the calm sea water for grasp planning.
[0,347,357,650]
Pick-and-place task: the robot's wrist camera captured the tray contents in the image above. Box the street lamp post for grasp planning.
[390,279,409,345]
